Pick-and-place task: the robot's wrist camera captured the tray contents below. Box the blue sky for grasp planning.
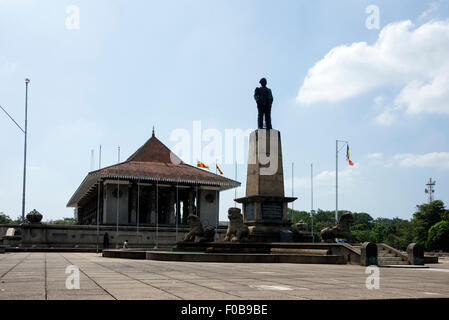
[1,0,449,222]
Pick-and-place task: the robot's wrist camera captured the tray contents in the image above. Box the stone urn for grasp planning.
[26,209,43,224]
[295,220,308,232]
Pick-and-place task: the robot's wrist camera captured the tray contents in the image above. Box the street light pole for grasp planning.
[21,79,30,223]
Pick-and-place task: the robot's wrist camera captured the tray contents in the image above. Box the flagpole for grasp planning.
[215,160,218,241]
[335,140,338,224]
[116,146,120,248]
[96,144,101,254]
[291,162,294,212]
[234,160,237,207]
[311,162,314,242]
[155,181,159,249]
[336,140,349,224]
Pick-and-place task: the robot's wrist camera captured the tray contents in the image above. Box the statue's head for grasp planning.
[187,214,201,225]
[228,207,243,221]
[259,78,267,87]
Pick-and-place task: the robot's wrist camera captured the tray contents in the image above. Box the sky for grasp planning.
[1,0,449,223]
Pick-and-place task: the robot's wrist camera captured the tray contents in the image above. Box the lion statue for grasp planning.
[224,208,249,242]
[320,213,354,243]
[184,214,215,242]
[184,214,204,242]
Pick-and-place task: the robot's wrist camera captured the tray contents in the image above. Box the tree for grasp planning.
[0,212,14,224]
[412,200,446,244]
[47,217,77,225]
[427,220,449,251]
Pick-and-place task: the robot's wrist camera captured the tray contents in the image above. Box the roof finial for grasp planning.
[152,126,155,137]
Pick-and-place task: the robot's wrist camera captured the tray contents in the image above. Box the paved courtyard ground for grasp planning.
[0,252,448,300]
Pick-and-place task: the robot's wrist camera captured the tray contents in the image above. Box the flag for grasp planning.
[197,161,209,169]
[216,164,223,175]
[346,145,354,166]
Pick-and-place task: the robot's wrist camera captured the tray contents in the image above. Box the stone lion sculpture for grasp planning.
[320,213,354,243]
[184,214,204,242]
[184,214,215,242]
[224,208,249,242]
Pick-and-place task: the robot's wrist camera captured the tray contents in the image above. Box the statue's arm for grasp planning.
[269,88,273,105]
[254,87,260,103]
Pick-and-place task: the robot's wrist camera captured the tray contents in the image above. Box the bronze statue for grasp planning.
[254,78,273,129]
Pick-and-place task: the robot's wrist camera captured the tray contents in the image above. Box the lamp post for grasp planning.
[0,79,30,223]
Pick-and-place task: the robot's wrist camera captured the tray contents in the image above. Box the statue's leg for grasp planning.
[265,105,272,130]
[257,106,263,129]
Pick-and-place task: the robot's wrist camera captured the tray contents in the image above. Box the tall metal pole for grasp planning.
[96,145,101,254]
[234,161,237,207]
[215,162,219,241]
[116,146,120,248]
[335,140,349,224]
[96,179,100,253]
[21,79,30,222]
[335,140,338,224]
[291,162,294,212]
[155,181,159,248]
[311,163,314,243]
[137,180,140,247]
[176,183,179,243]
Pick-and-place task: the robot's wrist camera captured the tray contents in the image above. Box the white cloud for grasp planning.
[419,1,449,21]
[395,75,449,114]
[296,18,449,120]
[366,153,383,160]
[285,166,359,193]
[391,152,449,169]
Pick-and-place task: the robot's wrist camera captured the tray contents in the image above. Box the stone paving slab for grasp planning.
[0,252,448,300]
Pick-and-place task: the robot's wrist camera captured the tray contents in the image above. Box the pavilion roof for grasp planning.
[67,133,240,207]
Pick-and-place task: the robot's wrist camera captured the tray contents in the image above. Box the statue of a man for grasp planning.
[254,77,274,129]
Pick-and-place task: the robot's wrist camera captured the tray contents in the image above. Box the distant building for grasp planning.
[67,132,240,227]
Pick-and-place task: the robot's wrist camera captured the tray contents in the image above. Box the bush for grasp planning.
[427,220,449,251]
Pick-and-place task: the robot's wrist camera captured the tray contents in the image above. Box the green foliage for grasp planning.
[0,212,21,224]
[0,212,13,224]
[47,217,77,225]
[412,200,447,244]
[288,208,417,250]
[427,220,449,251]
[441,211,449,222]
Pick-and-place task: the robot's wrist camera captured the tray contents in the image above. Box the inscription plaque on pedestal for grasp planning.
[261,202,283,221]
[244,203,255,221]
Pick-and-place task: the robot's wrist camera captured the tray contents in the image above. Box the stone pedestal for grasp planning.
[235,129,296,242]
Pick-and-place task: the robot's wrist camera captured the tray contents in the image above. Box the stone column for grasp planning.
[168,188,176,224]
[188,188,195,216]
[150,186,156,224]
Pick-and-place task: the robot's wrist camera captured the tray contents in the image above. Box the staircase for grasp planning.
[378,244,409,265]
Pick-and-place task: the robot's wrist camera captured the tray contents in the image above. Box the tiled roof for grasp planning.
[67,134,240,207]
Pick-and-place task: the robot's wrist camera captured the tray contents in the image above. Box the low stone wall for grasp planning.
[0,224,226,248]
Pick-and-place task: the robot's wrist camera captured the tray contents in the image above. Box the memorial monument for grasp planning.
[235,129,296,242]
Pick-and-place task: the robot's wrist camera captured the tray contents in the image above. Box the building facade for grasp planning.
[67,132,240,228]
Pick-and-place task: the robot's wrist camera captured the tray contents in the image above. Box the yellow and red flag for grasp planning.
[216,164,223,175]
[197,161,209,169]
[346,145,354,166]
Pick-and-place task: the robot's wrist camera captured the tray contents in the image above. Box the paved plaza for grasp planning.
[0,252,448,300]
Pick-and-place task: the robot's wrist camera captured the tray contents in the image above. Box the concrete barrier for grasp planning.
[360,242,378,266]
[407,243,424,265]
